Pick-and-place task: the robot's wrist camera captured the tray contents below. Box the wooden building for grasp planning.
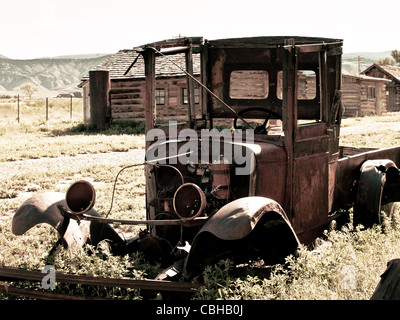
[361,64,400,112]
[341,73,391,117]
[78,49,202,123]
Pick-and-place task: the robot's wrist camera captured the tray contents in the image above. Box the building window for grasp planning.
[368,86,376,99]
[156,88,165,105]
[182,87,200,104]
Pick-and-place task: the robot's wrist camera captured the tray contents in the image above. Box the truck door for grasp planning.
[282,43,342,243]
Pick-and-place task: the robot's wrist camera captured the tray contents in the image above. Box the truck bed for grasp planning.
[332,145,400,212]
[339,146,377,158]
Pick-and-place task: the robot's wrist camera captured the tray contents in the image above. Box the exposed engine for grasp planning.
[152,161,232,219]
[147,160,234,255]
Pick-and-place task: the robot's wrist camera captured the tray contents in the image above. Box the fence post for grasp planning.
[46,97,49,121]
[70,96,73,120]
[17,94,20,123]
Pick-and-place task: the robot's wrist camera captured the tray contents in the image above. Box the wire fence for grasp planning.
[0,95,84,124]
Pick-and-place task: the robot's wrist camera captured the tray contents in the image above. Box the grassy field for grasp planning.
[0,112,400,300]
[0,97,84,124]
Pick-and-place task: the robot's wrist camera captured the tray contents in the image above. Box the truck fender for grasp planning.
[353,159,400,228]
[184,196,300,273]
[12,192,124,251]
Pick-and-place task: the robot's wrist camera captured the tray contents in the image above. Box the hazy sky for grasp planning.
[2,0,399,59]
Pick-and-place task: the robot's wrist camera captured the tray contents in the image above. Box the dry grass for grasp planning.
[0,97,83,123]
[0,122,145,162]
[340,112,400,148]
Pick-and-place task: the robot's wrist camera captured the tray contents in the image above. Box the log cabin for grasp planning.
[342,73,391,117]
[78,48,203,124]
[361,64,400,112]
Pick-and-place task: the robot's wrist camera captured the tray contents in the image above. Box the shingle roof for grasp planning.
[343,73,391,82]
[378,64,400,82]
[361,63,400,82]
[80,49,201,82]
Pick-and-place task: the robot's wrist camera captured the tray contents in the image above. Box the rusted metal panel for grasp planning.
[144,48,156,138]
[282,44,297,222]
[328,154,339,213]
[296,122,328,140]
[292,153,329,242]
[332,146,400,212]
[294,136,329,158]
[138,37,203,52]
[185,197,300,272]
[254,142,287,206]
[185,40,196,127]
[207,36,343,49]
[295,41,342,54]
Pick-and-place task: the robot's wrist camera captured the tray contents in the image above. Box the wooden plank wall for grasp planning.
[297,72,317,100]
[276,71,316,100]
[342,76,361,117]
[396,84,400,111]
[359,80,377,116]
[386,84,400,112]
[342,75,388,117]
[362,79,387,116]
[110,79,144,121]
[109,76,203,123]
[362,66,400,112]
[229,70,269,99]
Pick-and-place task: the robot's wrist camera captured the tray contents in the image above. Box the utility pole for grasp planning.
[357,56,363,75]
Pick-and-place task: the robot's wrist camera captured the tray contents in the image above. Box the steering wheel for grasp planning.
[233,107,282,134]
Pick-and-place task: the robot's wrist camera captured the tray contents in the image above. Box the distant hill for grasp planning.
[49,53,112,60]
[0,54,112,97]
[342,51,393,75]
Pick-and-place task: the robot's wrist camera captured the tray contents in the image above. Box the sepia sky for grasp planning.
[2,0,399,59]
